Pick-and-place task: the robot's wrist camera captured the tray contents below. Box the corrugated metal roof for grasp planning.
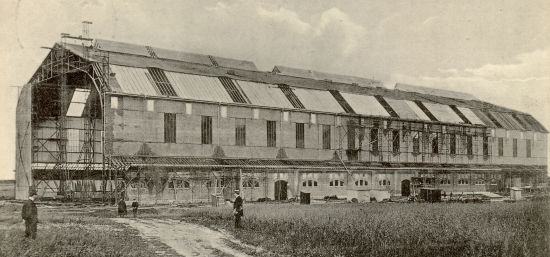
[110,65,159,96]
[95,39,150,57]
[164,71,233,103]
[234,80,294,109]
[395,83,478,101]
[153,47,213,66]
[385,98,424,120]
[470,109,497,127]
[273,65,381,87]
[512,114,536,131]
[292,88,345,113]
[404,100,432,121]
[340,93,390,117]
[422,102,464,123]
[522,115,548,133]
[212,56,258,71]
[499,113,525,131]
[457,107,485,125]
[490,112,524,131]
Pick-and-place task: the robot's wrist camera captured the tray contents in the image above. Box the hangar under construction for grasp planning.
[15,33,548,203]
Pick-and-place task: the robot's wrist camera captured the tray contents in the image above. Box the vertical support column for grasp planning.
[394,170,399,192]
[371,170,376,189]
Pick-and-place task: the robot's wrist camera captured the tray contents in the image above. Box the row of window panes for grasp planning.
[497,138,532,157]
[162,111,533,158]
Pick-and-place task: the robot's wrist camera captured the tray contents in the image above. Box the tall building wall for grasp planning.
[15,84,33,200]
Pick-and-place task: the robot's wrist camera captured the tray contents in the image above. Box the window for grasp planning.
[329,180,344,187]
[164,113,176,143]
[475,179,485,185]
[431,133,439,154]
[413,133,420,153]
[148,68,177,96]
[512,138,517,157]
[440,178,451,185]
[467,135,473,155]
[526,139,532,157]
[302,180,318,187]
[490,179,498,185]
[370,129,378,152]
[296,123,305,148]
[235,118,246,146]
[242,180,260,188]
[147,100,154,112]
[267,120,277,147]
[201,116,212,144]
[379,180,391,186]
[498,138,504,156]
[392,130,400,153]
[322,125,331,150]
[483,137,489,156]
[279,84,305,109]
[450,134,457,155]
[355,180,368,186]
[458,179,469,185]
[110,96,119,109]
[348,121,356,149]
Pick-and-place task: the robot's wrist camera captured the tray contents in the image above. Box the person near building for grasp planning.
[131,199,139,218]
[232,190,243,229]
[22,189,38,239]
[118,199,127,218]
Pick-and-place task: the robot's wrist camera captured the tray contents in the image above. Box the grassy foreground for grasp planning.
[0,202,177,257]
[173,201,550,257]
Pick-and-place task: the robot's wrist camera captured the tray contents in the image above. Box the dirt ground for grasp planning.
[112,218,254,257]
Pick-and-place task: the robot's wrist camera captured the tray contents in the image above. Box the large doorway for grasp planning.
[401,179,410,196]
[274,180,287,200]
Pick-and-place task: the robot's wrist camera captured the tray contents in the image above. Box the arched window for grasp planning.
[302,180,318,187]
[490,179,498,185]
[458,179,469,185]
[379,180,391,186]
[475,179,485,186]
[169,180,190,189]
[329,180,344,187]
[440,179,451,185]
[355,180,368,186]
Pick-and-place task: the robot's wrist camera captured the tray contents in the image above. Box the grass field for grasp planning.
[0,202,179,257]
[174,201,550,257]
[1,200,548,256]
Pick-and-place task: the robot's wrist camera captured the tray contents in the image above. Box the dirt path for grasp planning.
[112,218,253,257]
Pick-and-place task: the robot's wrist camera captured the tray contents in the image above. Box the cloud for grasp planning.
[256,6,312,33]
[464,47,550,79]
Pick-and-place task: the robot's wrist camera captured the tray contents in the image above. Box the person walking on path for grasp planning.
[232,190,243,229]
[131,199,139,218]
[118,199,127,218]
[22,190,38,239]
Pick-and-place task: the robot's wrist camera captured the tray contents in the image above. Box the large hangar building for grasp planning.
[15,38,548,202]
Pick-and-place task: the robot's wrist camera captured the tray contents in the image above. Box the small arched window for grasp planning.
[355,180,368,186]
[490,179,498,185]
[243,180,260,188]
[379,180,391,186]
[475,179,485,185]
[440,179,451,185]
[329,180,344,187]
[302,180,318,187]
[458,179,469,185]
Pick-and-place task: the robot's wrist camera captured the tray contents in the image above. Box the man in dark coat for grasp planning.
[118,199,127,218]
[22,190,38,239]
[131,199,139,218]
[233,190,243,229]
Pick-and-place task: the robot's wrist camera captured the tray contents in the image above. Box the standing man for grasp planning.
[131,199,139,218]
[233,190,243,229]
[22,189,38,239]
[118,198,127,218]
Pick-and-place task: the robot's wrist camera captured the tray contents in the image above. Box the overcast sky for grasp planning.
[0,0,549,180]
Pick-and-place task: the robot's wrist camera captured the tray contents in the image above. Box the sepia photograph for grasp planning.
[0,0,548,256]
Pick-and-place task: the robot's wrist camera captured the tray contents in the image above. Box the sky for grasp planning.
[0,0,549,180]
